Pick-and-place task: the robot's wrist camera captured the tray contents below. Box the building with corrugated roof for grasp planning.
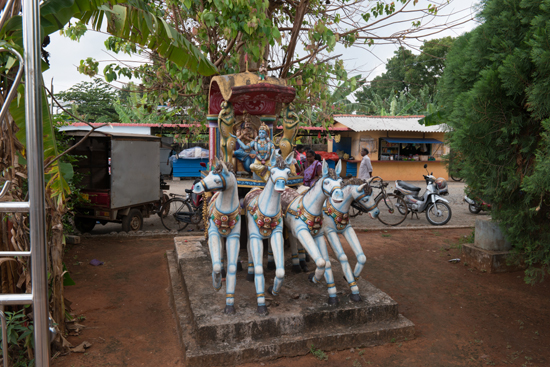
[329,115,450,180]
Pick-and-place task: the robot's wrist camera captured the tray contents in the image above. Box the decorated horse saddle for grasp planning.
[285,196,323,237]
[244,189,282,237]
[206,192,240,235]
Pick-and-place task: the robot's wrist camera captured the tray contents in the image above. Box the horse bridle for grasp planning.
[321,176,342,197]
[200,173,227,192]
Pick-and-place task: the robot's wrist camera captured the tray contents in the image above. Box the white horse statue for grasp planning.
[280,160,344,304]
[243,151,293,315]
[192,159,241,315]
[321,178,379,302]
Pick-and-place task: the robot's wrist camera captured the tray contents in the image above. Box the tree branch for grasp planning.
[43,87,108,170]
[214,32,241,67]
[280,0,310,78]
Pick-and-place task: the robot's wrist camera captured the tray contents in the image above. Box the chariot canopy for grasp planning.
[206,70,302,188]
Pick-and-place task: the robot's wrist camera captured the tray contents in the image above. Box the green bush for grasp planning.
[438,0,550,283]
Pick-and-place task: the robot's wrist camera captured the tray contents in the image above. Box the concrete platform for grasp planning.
[167,236,415,366]
[461,243,525,273]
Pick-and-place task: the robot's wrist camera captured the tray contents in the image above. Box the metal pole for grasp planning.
[22,0,50,365]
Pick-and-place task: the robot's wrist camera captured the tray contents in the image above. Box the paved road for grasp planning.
[84,178,486,236]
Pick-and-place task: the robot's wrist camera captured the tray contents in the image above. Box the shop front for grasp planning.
[328,115,450,181]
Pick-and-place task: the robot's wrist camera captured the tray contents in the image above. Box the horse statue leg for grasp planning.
[343,226,367,280]
[298,244,309,272]
[325,229,361,302]
[316,235,339,305]
[294,229,326,283]
[289,235,301,274]
[223,231,241,314]
[267,229,285,296]
[207,221,223,291]
[246,236,254,282]
[249,230,268,315]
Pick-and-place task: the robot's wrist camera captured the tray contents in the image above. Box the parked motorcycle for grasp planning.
[394,164,452,225]
[463,195,491,214]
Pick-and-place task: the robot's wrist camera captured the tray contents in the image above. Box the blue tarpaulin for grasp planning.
[383,138,443,144]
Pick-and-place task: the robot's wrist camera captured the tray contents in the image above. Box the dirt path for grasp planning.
[54,229,550,367]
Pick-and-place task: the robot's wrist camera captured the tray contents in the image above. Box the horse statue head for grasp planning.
[268,150,294,192]
[193,158,235,194]
[317,159,344,203]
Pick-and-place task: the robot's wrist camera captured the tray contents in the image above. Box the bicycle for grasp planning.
[349,177,408,226]
[160,183,205,232]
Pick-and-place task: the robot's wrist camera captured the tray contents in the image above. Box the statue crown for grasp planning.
[259,122,269,132]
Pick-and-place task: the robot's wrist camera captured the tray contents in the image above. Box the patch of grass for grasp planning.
[309,344,328,361]
[358,349,364,356]
[390,338,396,343]
[381,234,392,238]
[352,360,362,367]
[432,231,442,236]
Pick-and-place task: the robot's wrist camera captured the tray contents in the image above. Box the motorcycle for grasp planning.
[463,195,491,214]
[394,164,452,225]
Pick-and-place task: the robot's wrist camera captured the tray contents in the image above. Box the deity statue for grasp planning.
[231,122,273,181]
[279,103,299,175]
[258,60,268,81]
[233,115,258,173]
[218,101,236,164]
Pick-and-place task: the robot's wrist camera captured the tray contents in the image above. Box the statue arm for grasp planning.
[230,134,250,149]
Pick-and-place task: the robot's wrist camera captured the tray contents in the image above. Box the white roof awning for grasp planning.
[333,115,450,133]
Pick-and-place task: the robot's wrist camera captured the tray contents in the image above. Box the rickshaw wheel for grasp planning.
[75,217,96,233]
[122,209,143,232]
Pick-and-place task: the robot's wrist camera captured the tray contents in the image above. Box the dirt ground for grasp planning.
[52,229,550,367]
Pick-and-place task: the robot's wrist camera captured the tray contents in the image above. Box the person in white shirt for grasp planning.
[358,148,373,179]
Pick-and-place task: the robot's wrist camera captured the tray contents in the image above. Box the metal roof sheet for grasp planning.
[333,115,449,133]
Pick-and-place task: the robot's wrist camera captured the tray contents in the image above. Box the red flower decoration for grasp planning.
[265,217,271,223]
[257,220,264,226]
[306,220,314,226]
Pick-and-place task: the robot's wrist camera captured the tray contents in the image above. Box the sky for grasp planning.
[42,0,482,94]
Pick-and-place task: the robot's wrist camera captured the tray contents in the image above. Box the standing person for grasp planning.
[358,148,373,179]
[303,150,322,186]
[167,144,178,179]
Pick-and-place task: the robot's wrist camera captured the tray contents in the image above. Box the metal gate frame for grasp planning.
[0,0,51,366]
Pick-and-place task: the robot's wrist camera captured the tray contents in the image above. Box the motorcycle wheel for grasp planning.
[161,198,191,231]
[426,202,452,225]
[468,204,482,214]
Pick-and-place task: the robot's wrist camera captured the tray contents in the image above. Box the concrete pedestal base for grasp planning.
[167,236,415,366]
[461,243,524,273]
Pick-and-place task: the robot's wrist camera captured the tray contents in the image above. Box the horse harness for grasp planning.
[247,199,283,237]
[206,192,240,235]
[323,199,350,231]
[286,196,323,236]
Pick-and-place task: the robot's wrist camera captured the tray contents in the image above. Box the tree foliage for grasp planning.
[67,0,471,125]
[355,37,454,104]
[438,0,550,282]
[55,80,120,122]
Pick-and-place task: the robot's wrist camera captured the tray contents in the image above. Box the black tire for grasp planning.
[161,198,191,231]
[74,217,96,233]
[469,204,482,214]
[157,194,170,218]
[450,174,463,182]
[376,194,408,226]
[426,202,452,225]
[121,209,143,232]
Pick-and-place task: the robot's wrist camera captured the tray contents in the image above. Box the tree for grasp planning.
[437,0,550,283]
[55,80,120,122]
[0,0,218,357]
[355,37,454,105]
[69,1,472,125]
